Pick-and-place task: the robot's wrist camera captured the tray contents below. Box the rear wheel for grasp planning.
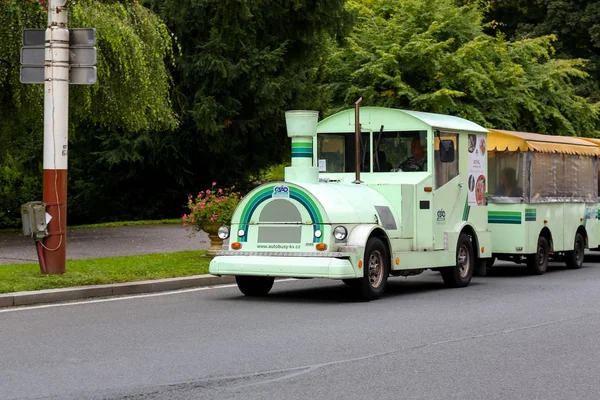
[441,233,474,288]
[526,236,549,275]
[358,237,389,300]
[565,232,585,269]
[235,276,275,296]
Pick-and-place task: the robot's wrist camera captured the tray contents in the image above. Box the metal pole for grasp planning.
[353,97,363,184]
[42,0,69,274]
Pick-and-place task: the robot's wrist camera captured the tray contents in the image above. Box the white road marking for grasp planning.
[0,279,297,313]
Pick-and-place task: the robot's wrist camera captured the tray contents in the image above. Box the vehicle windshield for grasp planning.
[317,131,427,173]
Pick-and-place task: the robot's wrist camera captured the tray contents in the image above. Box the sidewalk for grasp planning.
[0,224,210,265]
[0,225,233,307]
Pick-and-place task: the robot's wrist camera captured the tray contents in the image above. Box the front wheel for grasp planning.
[526,236,549,275]
[441,233,474,288]
[565,232,585,269]
[235,276,275,296]
[358,237,389,300]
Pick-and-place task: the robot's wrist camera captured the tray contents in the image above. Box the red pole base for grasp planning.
[42,169,67,274]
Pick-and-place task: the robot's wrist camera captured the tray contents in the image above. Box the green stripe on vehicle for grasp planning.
[488,211,522,224]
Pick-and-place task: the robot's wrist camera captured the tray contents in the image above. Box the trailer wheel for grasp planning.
[441,233,474,288]
[235,276,275,296]
[358,237,389,300]
[526,236,549,275]
[565,232,585,269]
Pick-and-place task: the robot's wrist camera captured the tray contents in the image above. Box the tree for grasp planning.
[315,0,599,136]
[141,0,352,190]
[485,0,600,102]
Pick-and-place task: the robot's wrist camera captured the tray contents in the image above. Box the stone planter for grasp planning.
[202,224,223,258]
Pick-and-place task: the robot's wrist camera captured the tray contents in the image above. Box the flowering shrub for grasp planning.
[182,182,242,233]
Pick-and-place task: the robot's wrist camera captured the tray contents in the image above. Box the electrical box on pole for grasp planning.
[21,202,48,240]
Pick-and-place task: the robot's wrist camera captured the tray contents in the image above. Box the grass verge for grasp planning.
[0,250,210,294]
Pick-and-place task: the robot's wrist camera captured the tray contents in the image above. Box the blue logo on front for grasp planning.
[273,185,290,198]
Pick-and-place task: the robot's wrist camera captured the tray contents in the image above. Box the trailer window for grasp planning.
[530,153,596,202]
[488,152,524,201]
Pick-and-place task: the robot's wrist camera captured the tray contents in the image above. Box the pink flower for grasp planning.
[206,190,210,195]
[200,204,205,209]
[212,182,216,186]
[218,188,223,194]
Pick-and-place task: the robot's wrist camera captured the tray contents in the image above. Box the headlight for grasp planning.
[237,229,246,237]
[334,226,348,240]
[218,226,230,239]
[314,229,322,238]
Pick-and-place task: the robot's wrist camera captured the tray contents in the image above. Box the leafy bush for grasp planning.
[0,157,41,228]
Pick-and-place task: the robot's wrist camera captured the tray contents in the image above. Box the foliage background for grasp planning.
[0,0,599,228]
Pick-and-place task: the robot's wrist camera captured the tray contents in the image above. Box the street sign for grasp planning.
[70,28,96,47]
[20,46,44,65]
[20,66,44,84]
[70,66,97,85]
[21,27,97,85]
[22,29,45,46]
[70,47,97,66]
[23,28,96,47]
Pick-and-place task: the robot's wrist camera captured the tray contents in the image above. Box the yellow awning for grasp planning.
[580,137,600,147]
[488,129,600,156]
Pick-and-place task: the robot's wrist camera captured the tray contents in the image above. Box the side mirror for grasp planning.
[439,139,455,163]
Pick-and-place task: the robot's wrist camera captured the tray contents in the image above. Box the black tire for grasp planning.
[358,237,389,300]
[235,276,275,296]
[441,233,474,288]
[526,236,549,275]
[565,232,585,269]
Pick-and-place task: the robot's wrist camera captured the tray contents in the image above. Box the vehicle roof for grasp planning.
[317,107,488,134]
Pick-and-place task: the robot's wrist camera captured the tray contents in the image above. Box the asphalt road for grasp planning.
[0,225,210,265]
[2,260,600,399]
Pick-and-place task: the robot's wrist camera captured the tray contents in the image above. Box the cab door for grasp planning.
[432,133,461,250]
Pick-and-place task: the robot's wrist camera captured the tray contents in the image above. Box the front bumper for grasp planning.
[209,255,357,279]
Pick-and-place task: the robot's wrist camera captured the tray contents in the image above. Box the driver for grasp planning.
[398,135,426,171]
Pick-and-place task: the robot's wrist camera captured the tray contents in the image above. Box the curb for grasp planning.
[0,275,236,308]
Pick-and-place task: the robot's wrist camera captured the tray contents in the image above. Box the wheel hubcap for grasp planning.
[368,250,384,288]
[457,245,470,278]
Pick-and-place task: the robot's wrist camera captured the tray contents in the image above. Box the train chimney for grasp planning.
[284,110,319,184]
